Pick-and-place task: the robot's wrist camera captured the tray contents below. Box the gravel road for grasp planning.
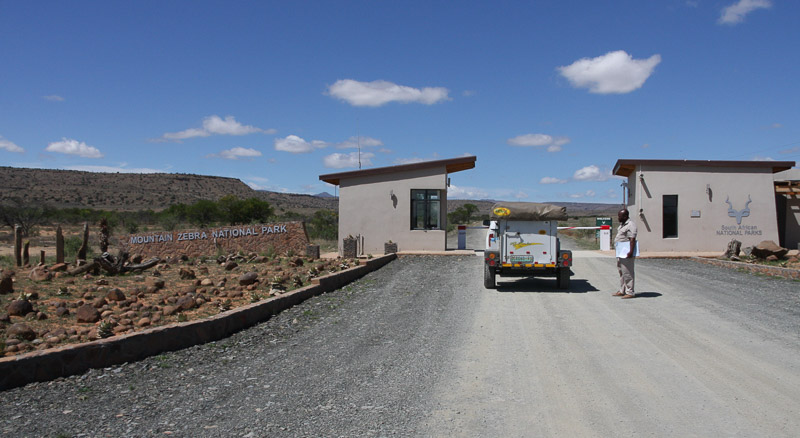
[2,246,799,437]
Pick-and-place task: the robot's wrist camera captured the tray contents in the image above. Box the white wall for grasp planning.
[338,167,447,255]
[625,165,780,252]
[784,197,800,250]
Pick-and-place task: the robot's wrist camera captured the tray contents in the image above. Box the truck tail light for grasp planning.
[562,253,570,260]
[563,260,569,266]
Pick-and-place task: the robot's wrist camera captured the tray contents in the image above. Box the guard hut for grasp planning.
[775,168,800,250]
[613,159,795,253]
[319,156,476,255]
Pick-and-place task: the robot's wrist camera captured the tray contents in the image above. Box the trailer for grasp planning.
[483,202,572,289]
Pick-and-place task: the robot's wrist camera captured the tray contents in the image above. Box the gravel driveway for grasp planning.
[1,249,799,437]
[0,256,477,437]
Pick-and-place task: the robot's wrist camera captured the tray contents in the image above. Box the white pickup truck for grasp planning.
[483,202,572,289]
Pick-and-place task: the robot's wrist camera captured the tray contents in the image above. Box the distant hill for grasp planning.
[0,166,256,211]
[0,166,617,217]
[255,190,337,215]
[447,199,620,218]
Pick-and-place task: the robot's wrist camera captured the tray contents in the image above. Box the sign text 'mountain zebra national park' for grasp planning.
[120,222,308,259]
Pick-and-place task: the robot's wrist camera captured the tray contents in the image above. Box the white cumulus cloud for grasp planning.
[568,190,597,199]
[719,0,772,25]
[447,185,489,199]
[558,50,661,94]
[573,165,611,182]
[46,138,103,158]
[327,79,450,107]
[323,151,375,169]
[336,136,384,149]
[0,136,24,153]
[213,147,262,160]
[507,134,570,152]
[43,95,65,102]
[160,115,274,142]
[274,135,329,154]
[508,134,552,147]
[540,176,567,184]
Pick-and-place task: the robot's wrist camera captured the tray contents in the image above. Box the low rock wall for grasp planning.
[0,254,397,391]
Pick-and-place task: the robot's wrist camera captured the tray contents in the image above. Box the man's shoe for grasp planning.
[621,294,636,299]
[612,292,625,296]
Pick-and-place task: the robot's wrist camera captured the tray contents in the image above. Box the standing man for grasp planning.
[613,208,637,299]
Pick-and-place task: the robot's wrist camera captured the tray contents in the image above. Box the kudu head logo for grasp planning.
[725,195,751,225]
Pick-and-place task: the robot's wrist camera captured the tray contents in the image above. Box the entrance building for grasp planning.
[319,156,476,255]
[613,159,795,253]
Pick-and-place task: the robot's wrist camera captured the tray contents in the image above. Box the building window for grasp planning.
[663,194,678,238]
[411,189,441,230]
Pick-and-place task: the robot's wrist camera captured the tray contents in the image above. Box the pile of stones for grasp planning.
[724,239,799,265]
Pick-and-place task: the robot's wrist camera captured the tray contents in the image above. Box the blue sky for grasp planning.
[1,0,798,203]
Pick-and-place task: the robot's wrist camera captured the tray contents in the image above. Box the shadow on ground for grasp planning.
[630,292,662,299]
[495,278,599,294]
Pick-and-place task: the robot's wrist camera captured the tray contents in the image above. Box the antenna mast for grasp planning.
[357,118,361,169]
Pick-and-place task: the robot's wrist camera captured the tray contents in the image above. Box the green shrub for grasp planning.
[64,236,95,258]
[307,210,338,241]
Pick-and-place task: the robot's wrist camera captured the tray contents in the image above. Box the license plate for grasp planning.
[508,255,533,263]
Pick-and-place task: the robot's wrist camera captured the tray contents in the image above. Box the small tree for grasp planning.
[0,198,51,237]
[462,203,478,219]
[447,206,469,225]
[238,197,274,224]
[308,210,338,241]
[187,199,220,227]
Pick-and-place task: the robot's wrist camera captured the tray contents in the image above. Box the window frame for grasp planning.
[410,189,442,230]
[662,194,679,239]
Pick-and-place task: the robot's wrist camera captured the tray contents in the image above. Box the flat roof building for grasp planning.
[613,159,796,253]
[320,156,476,255]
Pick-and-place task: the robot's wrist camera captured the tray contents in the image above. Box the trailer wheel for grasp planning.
[484,263,496,289]
[556,267,570,290]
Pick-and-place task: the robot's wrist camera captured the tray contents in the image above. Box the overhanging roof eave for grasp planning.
[319,156,476,186]
[613,159,795,177]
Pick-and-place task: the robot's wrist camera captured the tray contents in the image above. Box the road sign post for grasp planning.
[596,217,612,251]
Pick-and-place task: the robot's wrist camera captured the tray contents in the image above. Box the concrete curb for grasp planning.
[691,257,800,280]
[0,253,397,391]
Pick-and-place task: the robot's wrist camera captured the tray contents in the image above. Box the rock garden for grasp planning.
[722,239,800,267]
[0,252,358,357]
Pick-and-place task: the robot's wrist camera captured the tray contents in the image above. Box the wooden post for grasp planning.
[99,218,109,253]
[39,250,46,266]
[22,241,30,266]
[77,222,89,261]
[56,225,65,264]
[14,225,22,267]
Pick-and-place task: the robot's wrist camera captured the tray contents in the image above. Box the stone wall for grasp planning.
[119,221,309,259]
[0,254,397,390]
